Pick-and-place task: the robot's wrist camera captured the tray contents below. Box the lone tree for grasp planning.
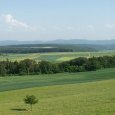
[24,95,38,111]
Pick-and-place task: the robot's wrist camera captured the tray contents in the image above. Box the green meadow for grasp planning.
[0,51,115,62]
[0,68,115,114]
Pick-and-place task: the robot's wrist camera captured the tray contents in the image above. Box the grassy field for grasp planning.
[0,51,115,62]
[0,68,115,114]
[0,68,115,92]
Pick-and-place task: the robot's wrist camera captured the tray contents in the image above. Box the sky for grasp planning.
[0,0,115,41]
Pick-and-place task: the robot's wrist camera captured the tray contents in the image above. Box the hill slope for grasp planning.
[0,70,115,114]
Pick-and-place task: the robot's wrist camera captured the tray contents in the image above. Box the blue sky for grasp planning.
[0,0,115,41]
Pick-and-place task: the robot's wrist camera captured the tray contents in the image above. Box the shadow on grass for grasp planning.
[11,108,27,111]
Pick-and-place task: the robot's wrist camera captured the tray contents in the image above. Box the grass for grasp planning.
[0,68,115,114]
[0,68,115,92]
[1,51,115,62]
[0,77,115,114]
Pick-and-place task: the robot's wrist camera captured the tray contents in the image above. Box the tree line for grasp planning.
[0,44,97,54]
[0,47,73,53]
[0,56,115,76]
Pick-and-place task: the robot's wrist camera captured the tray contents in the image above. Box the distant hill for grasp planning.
[0,40,43,46]
[1,39,115,46]
[47,39,115,45]
[1,39,115,52]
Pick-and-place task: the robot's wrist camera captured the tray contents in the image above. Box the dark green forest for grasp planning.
[0,44,98,53]
[0,56,115,76]
[1,43,115,53]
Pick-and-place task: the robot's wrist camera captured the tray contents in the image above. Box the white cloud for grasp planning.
[2,14,35,31]
[105,24,114,29]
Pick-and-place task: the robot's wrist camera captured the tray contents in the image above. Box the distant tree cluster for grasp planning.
[0,47,73,53]
[0,56,115,76]
[0,44,97,53]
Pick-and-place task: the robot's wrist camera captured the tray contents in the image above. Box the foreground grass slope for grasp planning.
[0,68,115,114]
[0,78,115,115]
[0,68,115,91]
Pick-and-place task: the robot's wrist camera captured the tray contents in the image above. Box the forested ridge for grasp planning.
[0,56,115,76]
[1,43,115,53]
[0,44,97,53]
